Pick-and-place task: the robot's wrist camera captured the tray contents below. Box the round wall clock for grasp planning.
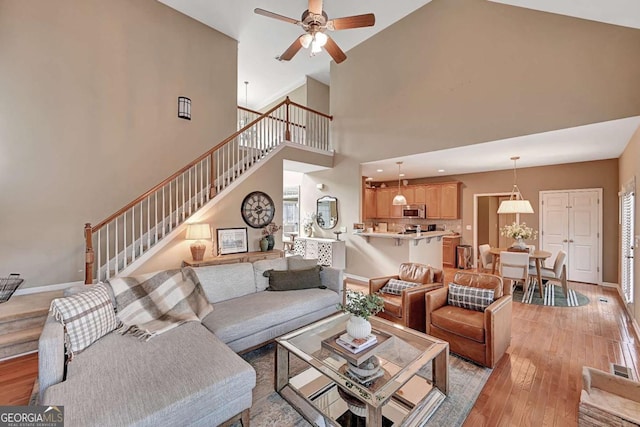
[241,191,275,228]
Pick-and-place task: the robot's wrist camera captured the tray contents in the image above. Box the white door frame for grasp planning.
[539,188,603,285]
[473,192,512,268]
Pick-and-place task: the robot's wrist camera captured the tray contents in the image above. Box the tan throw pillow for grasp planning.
[50,283,118,357]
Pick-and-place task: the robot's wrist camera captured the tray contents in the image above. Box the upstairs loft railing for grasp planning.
[84,98,332,284]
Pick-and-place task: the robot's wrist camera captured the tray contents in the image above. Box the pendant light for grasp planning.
[392,161,408,206]
[497,156,534,214]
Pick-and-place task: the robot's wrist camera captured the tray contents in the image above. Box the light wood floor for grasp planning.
[2,271,638,427]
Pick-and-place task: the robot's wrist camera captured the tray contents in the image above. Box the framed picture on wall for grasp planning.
[216,227,248,255]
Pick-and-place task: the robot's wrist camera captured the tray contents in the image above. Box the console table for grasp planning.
[292,237,346,269]
[182,249,284,267]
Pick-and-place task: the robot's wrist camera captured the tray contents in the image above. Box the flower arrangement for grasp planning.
[337,290,384,321]
[500,222,537,240]
[261,222,282,236]
[302,213,316,236]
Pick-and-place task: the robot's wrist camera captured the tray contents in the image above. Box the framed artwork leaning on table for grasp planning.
[217,227,248,255]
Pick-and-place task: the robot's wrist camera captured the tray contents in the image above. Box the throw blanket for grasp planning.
[108,269,212,341]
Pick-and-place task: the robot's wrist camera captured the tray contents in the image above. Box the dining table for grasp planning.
[489,247,552,297]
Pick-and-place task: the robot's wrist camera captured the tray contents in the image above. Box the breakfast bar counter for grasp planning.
[357,230,451,246]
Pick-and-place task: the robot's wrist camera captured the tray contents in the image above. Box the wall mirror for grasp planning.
[316,196,338,229]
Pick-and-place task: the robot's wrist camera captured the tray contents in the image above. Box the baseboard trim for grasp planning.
[0,349,37,363]
[13,280,83,296]
[343,273,369,284]
[601,281,619,289]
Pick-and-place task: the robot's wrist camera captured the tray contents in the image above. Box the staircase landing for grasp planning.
[0,291,62,361]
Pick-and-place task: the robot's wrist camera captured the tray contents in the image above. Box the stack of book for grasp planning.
[335,333,377,354]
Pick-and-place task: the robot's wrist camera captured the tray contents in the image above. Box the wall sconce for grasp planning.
[178,97,191,120]
[186,223,211,261]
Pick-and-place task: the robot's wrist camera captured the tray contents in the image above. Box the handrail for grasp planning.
[92,99,288,232]
[84,97,332,283]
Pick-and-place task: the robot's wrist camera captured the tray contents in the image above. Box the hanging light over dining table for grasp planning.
[392,161,407,206]
[497,156,534,214]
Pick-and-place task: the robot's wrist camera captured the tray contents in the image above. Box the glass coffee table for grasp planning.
[276,313,449,427]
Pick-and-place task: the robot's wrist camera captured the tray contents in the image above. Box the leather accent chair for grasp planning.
[369,263,444,333]
[426,271,512,368]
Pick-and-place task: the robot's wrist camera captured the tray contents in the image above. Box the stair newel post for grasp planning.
[285,96,291,141]
[84,223,94,284]
[209,150,216,198]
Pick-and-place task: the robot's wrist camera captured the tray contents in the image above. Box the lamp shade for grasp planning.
[392,194,407,206]
[497,199,534,214]
[186,224,211,240]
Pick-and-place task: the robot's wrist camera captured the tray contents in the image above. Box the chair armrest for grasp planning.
[425,286,449,333]
[402,283,443,332]
[38,315,66,399]
[583,367,640,402]
[484,295,512,368]
[369,275,398,294]
[321,267,344,300]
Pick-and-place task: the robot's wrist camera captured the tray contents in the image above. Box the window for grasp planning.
[283,186,300,234]
[621,179,635,304]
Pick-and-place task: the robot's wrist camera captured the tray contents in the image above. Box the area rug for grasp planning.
[513,281,589,307]
[234,343,492,427]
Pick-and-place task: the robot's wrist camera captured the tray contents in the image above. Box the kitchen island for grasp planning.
[355,231,452,269]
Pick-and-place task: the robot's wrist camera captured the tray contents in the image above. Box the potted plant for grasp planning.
[500,222,537,249]
[337,290,385,339]
[261,222,282,251]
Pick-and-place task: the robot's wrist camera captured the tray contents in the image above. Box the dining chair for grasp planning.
[526,244,536,268]
[500,251,530,295]
[529,250,568,297]
[478,244,494,272]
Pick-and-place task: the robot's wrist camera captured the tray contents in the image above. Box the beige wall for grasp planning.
[0,0,237,287]
[619,126,640,320]
[319,0,640,280]
[130,146,333,275]
[306,77,330,115]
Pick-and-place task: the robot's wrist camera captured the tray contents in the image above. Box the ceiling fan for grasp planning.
[254,0,375,64]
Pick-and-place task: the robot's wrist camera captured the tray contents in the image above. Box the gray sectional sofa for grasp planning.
[38,256,343,426]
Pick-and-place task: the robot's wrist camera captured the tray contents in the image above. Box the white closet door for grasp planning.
[541,192,569,268]
[568,191,599,283]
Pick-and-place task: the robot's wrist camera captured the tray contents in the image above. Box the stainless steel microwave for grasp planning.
[402,205,426,219]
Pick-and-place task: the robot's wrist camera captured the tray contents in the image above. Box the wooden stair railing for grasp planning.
[84,98,332,284]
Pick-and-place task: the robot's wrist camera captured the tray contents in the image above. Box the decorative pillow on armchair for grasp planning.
[447,283,495,312]
[380,278,419,295]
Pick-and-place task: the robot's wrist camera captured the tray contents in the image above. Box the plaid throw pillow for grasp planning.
[50,283,118,357]
[380,278,419,295]
[447,283,495,312]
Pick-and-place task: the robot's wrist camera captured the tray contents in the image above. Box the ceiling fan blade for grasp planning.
[254,8,300,25]
[324,36,347,64]
[308,0,323,15]
[328,13,376,30]
[278,37,304,61]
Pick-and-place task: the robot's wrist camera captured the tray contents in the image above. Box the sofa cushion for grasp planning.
[184,263,256,303]
[431,305,485,343]
[381,294,402,318]
[288,256,319,271]
[447,283,494,312]
[49,283,118,356]
[264,266,324,291]
[399,263,434,284]
[42,322,255,427]
[253,258,288,292]
[380,278,419,295]
[202,288,340,344]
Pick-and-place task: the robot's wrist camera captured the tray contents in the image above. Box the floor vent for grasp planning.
[599,297,609,303]
[611,363,632,380]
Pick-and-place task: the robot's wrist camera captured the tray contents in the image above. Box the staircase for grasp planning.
[0,291,61,360]
[84,98,333,283]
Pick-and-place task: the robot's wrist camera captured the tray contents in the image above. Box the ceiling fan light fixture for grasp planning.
[311,39,323,54]
[300,33,313,49]
[314,31,328,47]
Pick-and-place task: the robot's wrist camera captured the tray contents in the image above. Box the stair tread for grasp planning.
[0,327,43,347]
[0,291,61,323]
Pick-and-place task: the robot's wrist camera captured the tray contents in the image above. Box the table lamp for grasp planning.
[186,223,211,261]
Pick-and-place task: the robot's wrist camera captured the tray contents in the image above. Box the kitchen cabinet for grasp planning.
[442,236,460,268]
[413,186,427,204]
[364,188,376,220]
[425,185,441,219]
[440,182,460,219]
[375,188,392,218]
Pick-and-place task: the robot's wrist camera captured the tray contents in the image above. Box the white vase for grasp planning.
[346,315,372,339]
[511,238,527,249]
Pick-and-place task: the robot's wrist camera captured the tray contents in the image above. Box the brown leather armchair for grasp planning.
[426,271,512,368]
[369,263,444,333]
